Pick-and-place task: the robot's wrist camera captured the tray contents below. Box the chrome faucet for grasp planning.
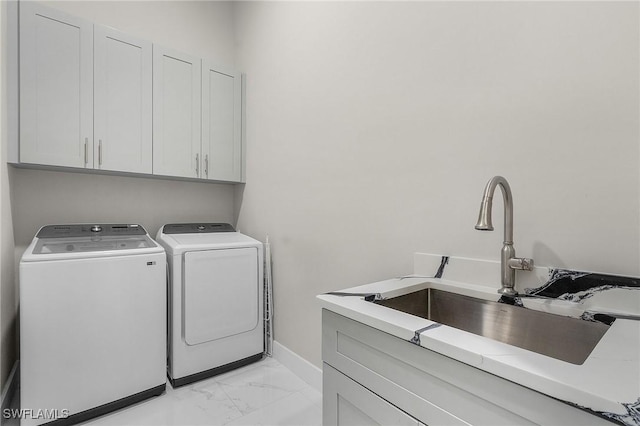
[475,176,534,296]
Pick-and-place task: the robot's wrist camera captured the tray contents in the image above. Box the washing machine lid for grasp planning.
[36,224,148,238]
[33,235,156,254]
[22,224,164,262]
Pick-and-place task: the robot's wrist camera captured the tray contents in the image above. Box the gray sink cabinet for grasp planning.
[322,309,613,426]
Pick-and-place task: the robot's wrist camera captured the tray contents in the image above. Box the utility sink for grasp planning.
[373,289,612,364]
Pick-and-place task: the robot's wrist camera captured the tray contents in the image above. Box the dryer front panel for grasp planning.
[183,247,259,345]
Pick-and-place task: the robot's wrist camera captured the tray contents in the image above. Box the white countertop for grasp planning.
[317,271,640,424]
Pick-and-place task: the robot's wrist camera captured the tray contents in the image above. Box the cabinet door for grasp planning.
[94,26,152,174]
[153,46,201,178]
[19,2,93,168]
[202,61,242,182]
[323,364,420,426]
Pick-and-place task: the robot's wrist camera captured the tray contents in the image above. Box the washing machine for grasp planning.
[156,223,264,387]
[20,224,166,426]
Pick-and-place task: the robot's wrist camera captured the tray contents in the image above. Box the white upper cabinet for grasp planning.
[153,46,202,179]
[15,3,244,183]
[202,62,242,182]
[19,2,93,168]
[94,26,152,174]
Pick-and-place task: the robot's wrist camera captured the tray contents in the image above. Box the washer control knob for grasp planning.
[197,225,206,231]
[91,225,102,233]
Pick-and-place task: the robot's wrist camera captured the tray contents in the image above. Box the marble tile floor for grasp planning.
[8,357,323,426]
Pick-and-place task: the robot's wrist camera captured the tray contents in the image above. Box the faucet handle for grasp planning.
[508,257,534,271]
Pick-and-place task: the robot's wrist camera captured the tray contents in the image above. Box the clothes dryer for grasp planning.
[156,223,264,386]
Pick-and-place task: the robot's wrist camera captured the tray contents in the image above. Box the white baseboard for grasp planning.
[272,341,322,393]
[1,361,18,424]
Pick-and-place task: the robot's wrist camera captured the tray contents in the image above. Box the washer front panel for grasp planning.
[20,250,166,425]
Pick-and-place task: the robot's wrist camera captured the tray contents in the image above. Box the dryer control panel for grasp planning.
[163,223,235,234]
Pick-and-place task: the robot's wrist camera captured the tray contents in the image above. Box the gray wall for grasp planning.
[10,169,236,247]
[233,1,639,367]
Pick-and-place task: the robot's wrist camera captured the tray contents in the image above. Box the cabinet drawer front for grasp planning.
[322,309,612,426]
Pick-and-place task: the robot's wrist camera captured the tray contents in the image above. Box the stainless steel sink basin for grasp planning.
[373,289,611,364]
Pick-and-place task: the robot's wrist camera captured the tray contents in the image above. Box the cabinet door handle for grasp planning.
[98,140,102,167]
[205,155,209,178]
[196,153,199,177]
[84,138,88,165]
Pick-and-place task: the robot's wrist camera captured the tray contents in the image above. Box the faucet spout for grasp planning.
[475,176,513,243]
[475,176,533,296]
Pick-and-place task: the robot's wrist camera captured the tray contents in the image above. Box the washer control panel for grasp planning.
[163,223,235,234]
[36,224,147,238]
